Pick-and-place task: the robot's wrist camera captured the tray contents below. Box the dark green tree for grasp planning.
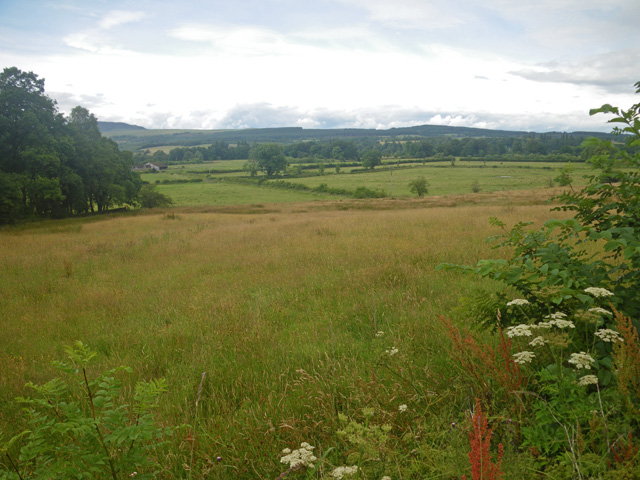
[249,143,287,176]
[408,176,429,197]
[361,150,382,169]
[139,184,174,208]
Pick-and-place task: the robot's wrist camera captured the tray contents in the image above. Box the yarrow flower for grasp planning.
[386,347,399,356]
[331,466,358,479]
[577,375,599,386]
[568,352,595,370]
[533,321,553,329]
[512,351,536,364]
[381,477,392,480]
[594,329,624,343]
[398,404,407,413]
[280,442,317,469]
[584,287,614,298]
[375,331,385,337]
[588,307,612,316]
[545,312,568,320]
[507,299,530,307]
[505,324,533,337]
[529,336,547,347]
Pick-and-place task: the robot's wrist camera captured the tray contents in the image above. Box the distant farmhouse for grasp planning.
[132,162,168,172]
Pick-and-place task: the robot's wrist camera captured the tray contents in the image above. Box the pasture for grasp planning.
[0,188,568,478]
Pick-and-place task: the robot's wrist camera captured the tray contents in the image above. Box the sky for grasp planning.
[1,0,639,133]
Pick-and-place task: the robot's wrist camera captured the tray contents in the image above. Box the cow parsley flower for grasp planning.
[577,375,599,386]
[584,287,614,298]
[386,347,399,356]
[331,466,358,479]
[505,324,533,337]
[280,442,317,469]
[545,312,568,320]
[398,404,407,413]
[529,336,546,347]
[507,299,530,307]
[533,321,553,329]
[594,329,624,343]
[549,319,575,329]
[568,352,595,370]
[588,307,612,316]
[512,351,536,364]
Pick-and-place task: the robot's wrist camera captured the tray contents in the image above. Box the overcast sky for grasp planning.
[1,0,639,132]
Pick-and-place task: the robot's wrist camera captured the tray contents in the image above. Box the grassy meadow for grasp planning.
[141,160,589,206]
[0,186,571,478]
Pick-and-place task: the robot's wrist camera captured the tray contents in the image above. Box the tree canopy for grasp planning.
[0,67,141,223]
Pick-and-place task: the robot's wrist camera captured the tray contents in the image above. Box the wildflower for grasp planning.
[398,404,407,413]
[594,328,624,343]
[280,442,317,469]
[505,324,533,337]
[362,407,375,418]
[331,466,358,479]
[568,352,595,370]
[577,375,599,386]
[549,319,575,329]
[506,299,530,307]
[375,330,385,337]
[386,347,399,356]
[588,307,612,316]
[529,336,546,347]
[584,287,614,298]
[533,321,553,329]
[512,351,536,364]
[381,477,392,480]
[545,312,567,320]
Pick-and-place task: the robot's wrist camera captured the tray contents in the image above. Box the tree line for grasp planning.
[0,67,141,224]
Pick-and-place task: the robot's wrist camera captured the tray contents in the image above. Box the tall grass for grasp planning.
[0,193,566,478]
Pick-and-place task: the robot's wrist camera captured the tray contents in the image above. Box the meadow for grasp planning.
[0,186,570,478]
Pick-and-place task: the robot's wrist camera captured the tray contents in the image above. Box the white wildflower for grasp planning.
[375,330,385,337]
[588,307,612,316]
[386,347,399,356]
[331,465,358,479]
[529,336,547,347]
[568,352,595,370]
[505,324,533,337]
[577,375,599,386]
[398,404,407,413]
[507,299,530,307]
[584,287,614,298]
[545,312,568,320]
[381,477,392,480]
[594,329,624,343]
[549,319,575,329]
[280,442,317,469]
[533,321,553,329]
[512,351,536,364]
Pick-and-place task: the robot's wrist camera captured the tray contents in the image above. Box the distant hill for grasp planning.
[98,121,146,134]
[99,122,615,151]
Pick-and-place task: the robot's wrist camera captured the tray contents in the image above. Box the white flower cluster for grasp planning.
[507,299,530,307]
[588,307,612,316]
[529,336,547,347]
[398,404,407,413]
[375,331,385,337]
[568,352,595,370]
[549,319,575,329]
[386,347,399,356]
[577,375,599,386]
[512,351,536,364]
[280,442,317,469]
[545,312,568,320]
[381,477,392,480]
[584,287,614,298]
[331,465,358,479]
[505,324,533,338]
[594,329,624,343]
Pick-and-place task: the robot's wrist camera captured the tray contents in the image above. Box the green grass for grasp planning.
[0,195,564,478]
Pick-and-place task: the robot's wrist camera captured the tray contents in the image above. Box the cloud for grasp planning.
[99,10,147,30]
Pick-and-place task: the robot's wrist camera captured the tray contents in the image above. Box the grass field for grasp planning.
[140,160,589,207]
[0,187,569,478]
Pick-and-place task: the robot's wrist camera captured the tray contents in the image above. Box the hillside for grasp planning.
[98,121,615,151]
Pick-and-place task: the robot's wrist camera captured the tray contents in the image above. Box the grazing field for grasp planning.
[141,160,589,207]
[0,190,567,478]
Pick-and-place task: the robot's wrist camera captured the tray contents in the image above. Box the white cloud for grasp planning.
[99,10,147,30]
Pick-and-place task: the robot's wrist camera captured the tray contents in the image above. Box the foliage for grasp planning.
[0,68,142,223]
[408,176,429,197]
[361,150,382,170]
[249,143,288,176]
[139,184,174,208]
[0,341,180,480]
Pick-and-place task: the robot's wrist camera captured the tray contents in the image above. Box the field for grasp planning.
[0,181,572,477]
[141,159,589,206]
